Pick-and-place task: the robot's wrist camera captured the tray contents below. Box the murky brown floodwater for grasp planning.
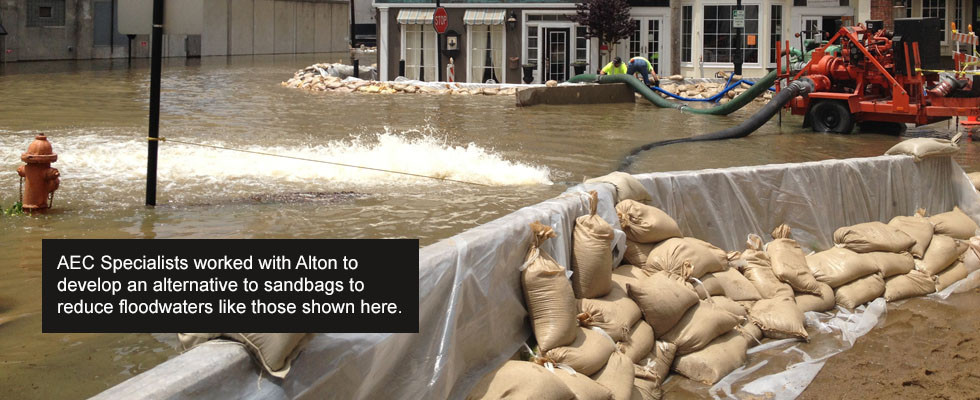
[1,54,978,399]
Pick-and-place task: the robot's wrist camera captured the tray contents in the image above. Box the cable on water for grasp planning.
[147,137,490,187]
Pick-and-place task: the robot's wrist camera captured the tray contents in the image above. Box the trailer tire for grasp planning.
[810,101,855,134]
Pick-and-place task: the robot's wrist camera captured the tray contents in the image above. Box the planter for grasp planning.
[571,63,587,76]
[522,64,536,84]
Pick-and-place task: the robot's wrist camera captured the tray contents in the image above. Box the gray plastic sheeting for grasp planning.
[93,155,980,400]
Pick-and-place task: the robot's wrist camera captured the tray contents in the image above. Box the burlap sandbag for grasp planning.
[964,237,980,273]
[637,341,676,387]
[884,135,959,161]
[552,369,615,400]
[875,251,916,277]
[544,327,617,375]
[466,360,575,400]
[739,320,763,343]
[671,330,748,385]
[700,268,762,301]
[710,296,748,317]
[617,320,655,363]
[930,206,980,240]
[616,200,682,244]
[804,247,879,288]
[884,270,936,301]
[645,237,729,279]
[591,351,635,400]
[178,333,313,378]
[768,225,823,295]
[660,300,741,355]
[833,221,915,253]
[572,191,616,298]
[627,271,700,335]
[749,297,808,340]
[632,369,664,400]
[611,265,649,293]
[523,222,579,351]
[742,235,796,299]
[586,171,651,203]
[935,261,970,291]
[919,235,969,275]
[888,210,934,257]
[794,281,836,312]
[623,240,656,268]
[834,273,885,309]
[578,286,643,342]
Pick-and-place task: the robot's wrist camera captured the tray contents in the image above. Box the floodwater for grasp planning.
[1,54,978,399]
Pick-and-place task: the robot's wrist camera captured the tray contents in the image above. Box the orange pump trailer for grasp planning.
[775,24,980,132]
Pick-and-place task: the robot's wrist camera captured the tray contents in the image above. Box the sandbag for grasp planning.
[748,297,808,340]
[804,247,879,288]
[578,286,643,342]
[699,268,762,301]
[834,273,885,309]
[645,237,729,279]
[964,237,980,273]
[794,282,836,313]
[591,351,635,400]
[615,200,682,243]
[631,369,663,400]
[544,327,617,375]
[767,226,823,295]
[627,271,700,334]
[671,330,748,385]
[572,191,615,298]
[466,360,575,400]
[710,296,748,317]
[874,251,916,277]
[617,320,655,363]
[623,240,656,268]
[884,135,959,161]
[637,341,676,387]
[742,235,796,299]
[883,270,936,301]
[919,235,969,275]
[611,265,649,293]
[178,333,313,378]
[930,206,980,240]
[968,172,980,192]
[935,261,970,291]
[523,222,579,351]
[888,210,933,257]
[552,369,615,400]
[738,320,763,343]
[660,300,741,355]
[833,221,915,253]
[586,171,651,203]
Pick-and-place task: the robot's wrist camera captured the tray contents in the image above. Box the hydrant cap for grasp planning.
[22,135,58,164]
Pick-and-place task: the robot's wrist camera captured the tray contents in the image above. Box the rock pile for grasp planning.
[281,63,519,96]
[659,81,773,104]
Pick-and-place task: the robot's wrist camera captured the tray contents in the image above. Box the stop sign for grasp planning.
[433,7,449,34]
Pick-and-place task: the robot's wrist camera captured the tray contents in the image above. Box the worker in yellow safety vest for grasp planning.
[626,56,659,87]
[599,57,627,75]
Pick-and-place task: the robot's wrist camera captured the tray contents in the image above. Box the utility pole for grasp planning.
[146,0,164,206]
[436,0,443,82]
[733,0,743,75]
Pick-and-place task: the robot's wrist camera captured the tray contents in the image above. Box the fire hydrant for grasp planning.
[17,135,60,212]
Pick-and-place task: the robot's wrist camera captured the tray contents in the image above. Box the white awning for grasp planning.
[463,9,505,25]
[396,9,434,25]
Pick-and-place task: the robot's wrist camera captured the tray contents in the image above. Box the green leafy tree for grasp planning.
[569,0,634,66]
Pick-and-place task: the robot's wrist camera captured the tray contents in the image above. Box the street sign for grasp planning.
[733,10,745,29]
[434,7,449,34]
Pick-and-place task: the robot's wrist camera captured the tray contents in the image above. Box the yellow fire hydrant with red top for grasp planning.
[17,135,60,212]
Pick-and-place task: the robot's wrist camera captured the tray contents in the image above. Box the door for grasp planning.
[802,17,822,42]
[544,28,570,82]
[625,17,666,75]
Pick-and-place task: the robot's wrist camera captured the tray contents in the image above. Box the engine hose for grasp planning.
[616,78,815,171]
[568,69,779,115]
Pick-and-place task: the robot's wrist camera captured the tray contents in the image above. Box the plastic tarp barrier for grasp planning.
[94,155,980,400]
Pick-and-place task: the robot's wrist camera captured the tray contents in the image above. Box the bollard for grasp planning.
[17,135,60,213]
[353,59,359,79]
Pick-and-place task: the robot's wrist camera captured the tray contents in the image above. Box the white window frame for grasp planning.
[681,4,694,68]
[618,8,673,76]
[400,23,438,81]
[466,24,507,83]
[699,1,764,69]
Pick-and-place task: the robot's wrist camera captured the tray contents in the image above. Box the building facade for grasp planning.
[0,0,351,62]
[374,0,976,82]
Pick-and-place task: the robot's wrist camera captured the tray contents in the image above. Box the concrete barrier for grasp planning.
[516,83,636,107]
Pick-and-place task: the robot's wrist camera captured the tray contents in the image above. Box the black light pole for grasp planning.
[146,0,164,206]
[436,0,443,82]
[733,0,743,75]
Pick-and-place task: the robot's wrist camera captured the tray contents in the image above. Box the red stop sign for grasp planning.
[433,7,449,34]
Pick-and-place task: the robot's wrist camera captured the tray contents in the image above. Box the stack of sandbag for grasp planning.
[617,199,683,268]
[736,227,811,343]
[740,234,795,301]
[829,222,914,308]
[883,209,942,301]
[925,207,977,292]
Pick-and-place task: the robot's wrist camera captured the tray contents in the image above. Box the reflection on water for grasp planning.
[1,53,977,399]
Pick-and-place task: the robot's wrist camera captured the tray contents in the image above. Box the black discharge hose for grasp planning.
[617,78,816,171]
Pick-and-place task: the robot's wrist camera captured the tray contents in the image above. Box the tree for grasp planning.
[569,0,634,67]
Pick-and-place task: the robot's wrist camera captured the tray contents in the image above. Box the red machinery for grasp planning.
[776,23,980,133]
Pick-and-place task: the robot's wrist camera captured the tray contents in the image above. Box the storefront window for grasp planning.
[702,5,759,64]
[682,6,692,63]
[770,4,782,65]
[469,24,505,83]
[404,24,438,81]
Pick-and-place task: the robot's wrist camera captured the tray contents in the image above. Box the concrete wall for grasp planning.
[0,0,349,62]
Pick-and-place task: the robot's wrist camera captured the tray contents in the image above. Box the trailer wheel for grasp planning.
[810,101,855,134]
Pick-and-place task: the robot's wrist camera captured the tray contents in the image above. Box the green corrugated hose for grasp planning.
[567,69,779,116]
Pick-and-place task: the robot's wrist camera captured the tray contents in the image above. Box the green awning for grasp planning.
[463,9,505,25]
[396,9,434,25]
